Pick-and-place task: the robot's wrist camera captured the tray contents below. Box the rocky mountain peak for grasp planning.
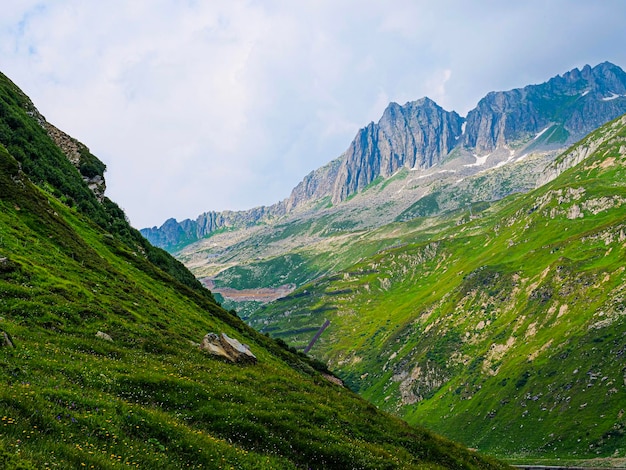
[557,62,626,96]
[330,97,464,203]
[462,62,626,153]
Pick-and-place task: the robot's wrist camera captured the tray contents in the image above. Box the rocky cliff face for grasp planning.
[463,62,626,152]
[19,90,108,201]
[331,98,464,203]
[284,157,343,212]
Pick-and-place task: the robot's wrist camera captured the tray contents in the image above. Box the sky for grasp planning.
[2,1,626,229]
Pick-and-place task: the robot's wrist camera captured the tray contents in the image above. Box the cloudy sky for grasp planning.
[2,1,626,228]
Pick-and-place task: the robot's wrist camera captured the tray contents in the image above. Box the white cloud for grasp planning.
[1,1,626,227]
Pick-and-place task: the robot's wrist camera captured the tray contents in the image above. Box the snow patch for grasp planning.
[415,169,456,179]
[494,152,517,169]
[461,122,466,134]
[465,153,490,167]
[534,126,550,140]
[602,92,624,101]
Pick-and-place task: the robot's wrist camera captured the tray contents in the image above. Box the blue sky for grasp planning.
[2,1,626,228]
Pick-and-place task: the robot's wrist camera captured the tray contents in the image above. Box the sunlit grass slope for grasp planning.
[255,115,626,462]
[0,74,508,469]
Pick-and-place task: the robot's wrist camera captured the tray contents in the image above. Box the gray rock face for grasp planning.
[331,98,464,203]
[1,331,14,348]
[285,157,343,212]
[463,62,626,152]
[200,332,257,364]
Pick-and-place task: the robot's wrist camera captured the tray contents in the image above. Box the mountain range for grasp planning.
[142,61,626,250]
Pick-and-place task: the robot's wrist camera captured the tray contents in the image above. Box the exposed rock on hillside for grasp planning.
[463,62,626,152]
[95,331,113,342]
[21,91,108,201]
[200,332,257,364]
[45,122,108,201]
[285,157,343,211]
[1,331,14,348]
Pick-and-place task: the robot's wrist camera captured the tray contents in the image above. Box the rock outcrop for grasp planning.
[331,98,464,203]
[1,331,14,348]
[95,331,113,342]
[45,122,107,201]
[200,332,257,364]
[285,157,343,212]
[23,96,109,203]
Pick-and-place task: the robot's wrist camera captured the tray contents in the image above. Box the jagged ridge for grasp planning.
[143,62,626,252]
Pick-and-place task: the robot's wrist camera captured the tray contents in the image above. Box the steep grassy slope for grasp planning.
[0,78,508,469]
[254,115,626,462]
[0,72,209,299]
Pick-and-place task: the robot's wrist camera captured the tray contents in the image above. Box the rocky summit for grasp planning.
[463,62,626,152]
[331,97,464,203]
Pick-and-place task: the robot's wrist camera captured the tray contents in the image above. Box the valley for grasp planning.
[145,63,626,464]
[252,114,626,459]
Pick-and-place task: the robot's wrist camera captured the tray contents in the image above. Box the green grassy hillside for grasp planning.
[254,115,626,463]
[0,74,509,469]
